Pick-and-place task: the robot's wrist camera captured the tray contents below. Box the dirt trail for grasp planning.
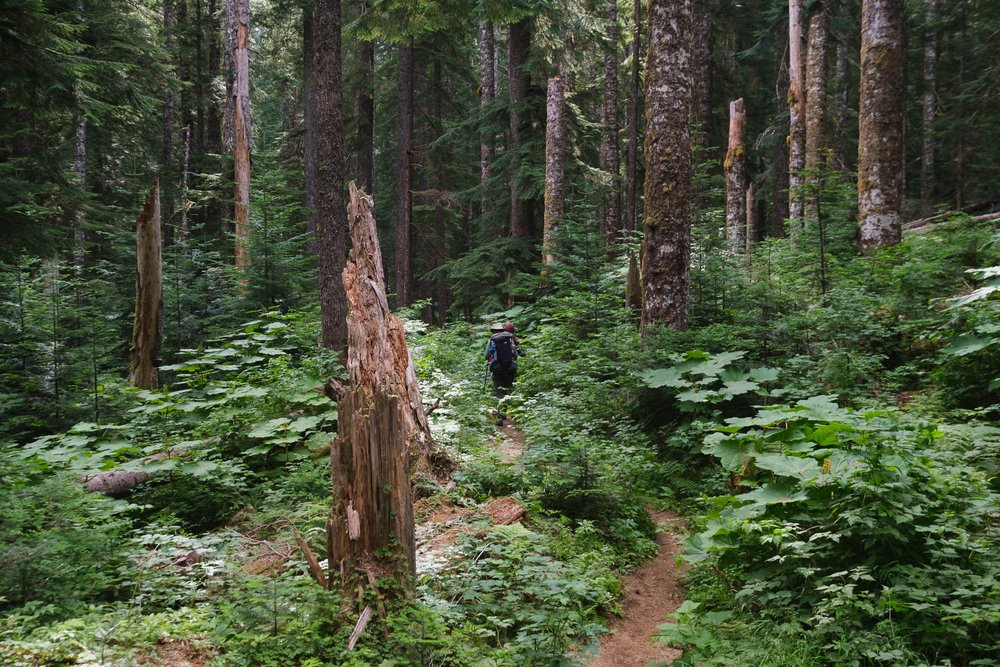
[587,511,686,667]
[495,424,686,666]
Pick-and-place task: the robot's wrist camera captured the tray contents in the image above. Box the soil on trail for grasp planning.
[588,512,686,667]
[497,422,525,458]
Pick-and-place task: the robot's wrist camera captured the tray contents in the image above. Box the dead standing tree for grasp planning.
[324,183,435,600]
[129,179,163,390]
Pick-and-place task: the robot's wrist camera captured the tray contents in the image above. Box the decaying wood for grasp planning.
[290,524,328,590]
[326,183,430,596]
[904,210,1000,235]
[129,179,163,390]
[342,184,434,470]
[226,0,251,268]
[725,98,747,253]
[81,447,188,496]
[347,605,372,651]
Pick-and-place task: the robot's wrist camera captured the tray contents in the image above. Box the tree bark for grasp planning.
[329,389,416,594]
[315,0,348,351]
[770,50,790,237]
[804,2,828,224]
[129,180,163,390]
[624,0,642,309]
[327,190,433,593]
[226,0,251,268]
[543,76,566,269]
[725,98,747,253]
[746,182,759,253]
[162,0,176,232]
[355,5,375,195]
[788,0,806,227]
[689,4,712,148]
[640,0,692,335]
[508,19,531,238]
[857,0,905,252]
[394,40,414,306]
[479,22,495,196]
[832,37,849,171]
[600,0,621,250]
[303,5,318,246]
[179,124,191,241]
[920,0,938,216]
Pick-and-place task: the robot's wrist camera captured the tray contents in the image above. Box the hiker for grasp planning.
[485,322,523,400]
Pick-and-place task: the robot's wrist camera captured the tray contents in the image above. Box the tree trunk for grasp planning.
[315,0,348,351]
[689,4,712,148]
[329,389,416,594]
[640,0,692,335]
[179,124,191,241]
[804,1,828,223]
[857,0,905,252]
[508,19,531,238]
[328,191,436,588]
[162,0,176,231]
[920,0,938,216]
[355,6,375,194]
[394,40,414,306]
[725,98,747,253]
[303,5,318,245]
[624,0,642,309]
[788,0,806,227]
[746,182,759,253]
[832,37,849,171]
[543,76,566,269]
[129,180,163,390]
[226,0,251,268]
[479,22,495,198]
[600,0,621,250]
[770,51,790,237]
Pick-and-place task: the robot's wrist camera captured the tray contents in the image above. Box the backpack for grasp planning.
[491,332,516,371]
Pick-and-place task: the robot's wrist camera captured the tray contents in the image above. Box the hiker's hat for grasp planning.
[490,322,505,332]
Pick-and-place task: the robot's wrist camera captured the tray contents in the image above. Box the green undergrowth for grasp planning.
[2,220,999,665]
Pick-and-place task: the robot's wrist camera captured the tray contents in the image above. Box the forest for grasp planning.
[1,0,998,664]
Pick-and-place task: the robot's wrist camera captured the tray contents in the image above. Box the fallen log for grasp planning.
[81,448,187,496]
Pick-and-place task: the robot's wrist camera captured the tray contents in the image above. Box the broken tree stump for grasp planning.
[326,183,433,596]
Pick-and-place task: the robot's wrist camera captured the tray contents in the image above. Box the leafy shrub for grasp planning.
[425,524,612,665]
[670,397,1000,665]
[0,470,131,618]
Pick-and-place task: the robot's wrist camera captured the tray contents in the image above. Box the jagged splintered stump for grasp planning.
[325,183,433,598]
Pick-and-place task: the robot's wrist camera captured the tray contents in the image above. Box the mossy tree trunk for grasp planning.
[508,19,532,238]
[542,75,565,270]
[624,0,642,309]
[315,0,348,351]
[394,40,414,306]
[640,0,692,335]
[857,0,905,252]
[788,0,806,229]
[600,0,621,251]
[804,1,828,223]
[920,0,938,217]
